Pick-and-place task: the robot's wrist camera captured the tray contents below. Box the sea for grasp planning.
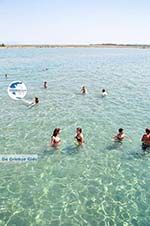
[0,47,150,226]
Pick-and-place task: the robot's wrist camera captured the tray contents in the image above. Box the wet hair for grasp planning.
[77,127,82,133]
[35,97,39,104]
[102,89,105,92]
[118,128,123,133]
[145,128,150,134]
[52,128,61,137]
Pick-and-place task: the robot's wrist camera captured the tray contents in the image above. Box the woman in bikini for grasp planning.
[50,128,61,148]
[75,128,84,145]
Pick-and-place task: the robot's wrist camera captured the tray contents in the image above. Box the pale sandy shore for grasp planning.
[0,44,150,49]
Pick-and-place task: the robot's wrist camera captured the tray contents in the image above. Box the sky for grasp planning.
[0,0,150,44]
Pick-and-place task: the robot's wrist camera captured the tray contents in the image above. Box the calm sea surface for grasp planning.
[0,48,150,226]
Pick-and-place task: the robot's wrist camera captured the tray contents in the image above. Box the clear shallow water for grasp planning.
[0,47,150,226]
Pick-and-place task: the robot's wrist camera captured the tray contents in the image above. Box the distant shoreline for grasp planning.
[0,44,150,49]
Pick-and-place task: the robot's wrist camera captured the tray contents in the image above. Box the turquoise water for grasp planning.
[0,47,150,226]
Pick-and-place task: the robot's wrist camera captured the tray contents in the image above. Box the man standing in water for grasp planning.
[141,128,150,151]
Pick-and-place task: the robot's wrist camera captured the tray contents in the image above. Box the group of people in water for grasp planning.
[80,86,108,97]
[50,127,84,148]
[50,127,150,152]
[26,82,149,152]
[44,83,108,96]
[30,84,108,108]
[4,74,146,152]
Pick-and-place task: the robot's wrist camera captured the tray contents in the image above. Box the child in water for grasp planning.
[74,128,84,145]
[50,128,61,148]
[81,86,88,94]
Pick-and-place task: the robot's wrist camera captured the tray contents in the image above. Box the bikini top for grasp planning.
[52,136,60,144]
[75,135,82,142]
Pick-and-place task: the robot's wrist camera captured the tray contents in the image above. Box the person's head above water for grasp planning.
[118,128,124,133]
[145,128,150,134]
[102,89,106,92]
[76,127,82,134]
[52,128,61,137]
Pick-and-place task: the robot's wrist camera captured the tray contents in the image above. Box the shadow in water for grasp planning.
[106,141,123,151]
[132,148,150,159]
[40,143,84,158]
[42,146,57,156]
[61,145,81,155]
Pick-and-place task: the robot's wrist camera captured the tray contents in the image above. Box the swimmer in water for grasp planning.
[44,81,48,89]
[113,128,125,142]
[34,97,39,104]
[141,128,150,151]
[42,68,48,72]
[5,74,8,79]
[81,86,88,94]
[101,89,108,97]
[27,97,39,108]
[50,128,61,148]
[74,127,84,145]
[113,128,132,142]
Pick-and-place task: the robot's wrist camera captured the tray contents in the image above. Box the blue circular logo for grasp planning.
[8,81,27,100]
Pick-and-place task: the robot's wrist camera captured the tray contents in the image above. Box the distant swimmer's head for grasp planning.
[118,128,124,133]
[145,128,150,134]
[35,97,39,104]
[102,89,106,93]
[52,128,61,137]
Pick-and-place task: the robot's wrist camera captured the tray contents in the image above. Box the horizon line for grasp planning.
[1,42,150,46]
[1,43,150,48]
